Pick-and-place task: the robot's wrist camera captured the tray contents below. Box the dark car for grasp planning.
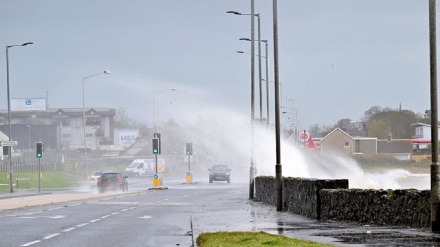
[209,165,231,183]
[97,172,128,193]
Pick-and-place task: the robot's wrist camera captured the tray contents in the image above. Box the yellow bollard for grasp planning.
[185,171,193,183]
[153,173,160,187]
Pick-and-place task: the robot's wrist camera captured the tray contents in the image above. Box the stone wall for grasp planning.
[254,176,431,228]
[319,189,430,228]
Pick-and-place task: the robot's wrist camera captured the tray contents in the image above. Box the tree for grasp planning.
[368,120,389,139]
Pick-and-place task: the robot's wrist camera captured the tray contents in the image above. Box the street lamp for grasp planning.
[240,13,263,120]
[237,38,270,125]
[272,0,283,211]
[153,88,176,130]
[82,70,110,181]
[6,41,33,193]
[227,3,256,199]
[27,125,30,150]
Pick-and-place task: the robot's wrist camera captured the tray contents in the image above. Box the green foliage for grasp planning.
[368,120,389,139]
[197,232,334,247]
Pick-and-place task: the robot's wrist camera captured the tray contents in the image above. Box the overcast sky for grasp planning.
[0,0,430,130]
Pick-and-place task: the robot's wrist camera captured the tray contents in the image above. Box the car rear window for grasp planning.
[212,166,228,171]
[92,171,102,176]
[101,173,118,179]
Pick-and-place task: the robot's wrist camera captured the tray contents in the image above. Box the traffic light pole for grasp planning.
[188,154,191,172]
[155,154,158,175]
[38,158,41,193]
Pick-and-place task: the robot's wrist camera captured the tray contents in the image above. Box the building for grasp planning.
[320,128,377,156]
[0,107,115,151]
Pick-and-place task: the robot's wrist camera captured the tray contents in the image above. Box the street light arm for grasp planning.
[82,70,111,80]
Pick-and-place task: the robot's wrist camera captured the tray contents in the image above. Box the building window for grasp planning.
[54,116,69,126]
[86,116,101,126]
[344,141,350,147]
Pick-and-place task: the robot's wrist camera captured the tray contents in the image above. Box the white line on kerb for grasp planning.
[63,228,75,232]
[77,223,89,227]
[44,233,60,239]
[21,240,41,246]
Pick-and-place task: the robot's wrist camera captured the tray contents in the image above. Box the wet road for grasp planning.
[1,176,440,247]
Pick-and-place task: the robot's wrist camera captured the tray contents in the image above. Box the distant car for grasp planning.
[209,165,231,183]
[89,171,103,187]
[97,172,128,193]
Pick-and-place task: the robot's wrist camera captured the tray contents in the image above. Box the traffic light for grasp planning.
[186,142,192,155]
[152,138,159,154]
[36,142,43,158]
[153,133,161,154]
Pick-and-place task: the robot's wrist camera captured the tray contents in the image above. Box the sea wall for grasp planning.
[254,176,430,228]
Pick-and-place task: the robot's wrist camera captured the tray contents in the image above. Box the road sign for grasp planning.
[299,132,310,142]
[0,141,18,147]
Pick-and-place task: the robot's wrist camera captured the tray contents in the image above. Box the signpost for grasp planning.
[1,140,18,193]
[0,141,18,146]
[299,131,310,143]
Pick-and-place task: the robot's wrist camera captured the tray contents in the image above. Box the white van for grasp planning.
[125,159,165,177]
[125,159,153,177]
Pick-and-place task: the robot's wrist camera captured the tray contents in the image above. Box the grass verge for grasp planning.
[196,231,335,247]
[0,172,82,193]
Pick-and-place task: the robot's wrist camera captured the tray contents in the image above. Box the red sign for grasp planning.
[299,132,310,142]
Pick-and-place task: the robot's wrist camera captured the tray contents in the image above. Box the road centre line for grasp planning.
[111,212,119,215]
[21,240,41,246]
[43,233,60,240]
[129,207,136,210]
[77,223,89,227]
[62,228,75,232]
[90,219,100,223]
[121,209,128,212]
[101,215,111,219]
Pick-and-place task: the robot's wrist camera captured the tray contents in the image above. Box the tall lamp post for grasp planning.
[236,46,270,125]
[272,0,283,211]
[227,2,257,199]
[429,0,440,232]
[153,88,176,130]
[6,41,33,193]
[82,70,110,181]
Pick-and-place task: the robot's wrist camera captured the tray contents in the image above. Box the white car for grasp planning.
[89,171,103,187]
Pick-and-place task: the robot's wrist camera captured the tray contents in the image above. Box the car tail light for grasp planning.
[97,178,102,184]
[118,177,123,184]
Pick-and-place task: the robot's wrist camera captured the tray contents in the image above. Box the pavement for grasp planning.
[2,188,440,246]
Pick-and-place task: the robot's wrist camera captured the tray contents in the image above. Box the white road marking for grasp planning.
[63,228,75,232]
[121,209,128,212]
[90,219,100,223]
[138,215,153,219]
[129,207,136,210]
[111,212,119,215]
[43,233,60,239]
[77,223,89,227]
[101,215,111,219]
[21,240,41,246]
[17,215,65,219]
